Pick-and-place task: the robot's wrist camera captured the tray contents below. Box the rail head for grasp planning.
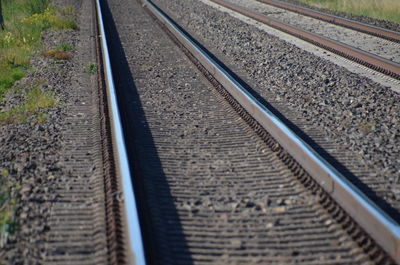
[143,0,400,262]
[95,0,147,264]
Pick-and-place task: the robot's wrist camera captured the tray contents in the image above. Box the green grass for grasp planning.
[0,67,25,96]
[0,0,73,248]
[0,169,19,248]
[56,43,73,52]
[86,62,97,75]
[0,86,57,125]
[0,0,77,100]
[296,0,400,24]
[26,0,50,16]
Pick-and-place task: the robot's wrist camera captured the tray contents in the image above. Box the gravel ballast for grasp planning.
[0,0,110,263]
[152,0,400,217]
[0,28,76,265]
[101,0,379,262]
[223,0,400,63]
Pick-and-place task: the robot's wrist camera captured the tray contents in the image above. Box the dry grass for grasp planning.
[42,49,73,60]
[297,0,400,24]
[358,120,376,135]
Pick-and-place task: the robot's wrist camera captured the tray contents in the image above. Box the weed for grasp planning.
[0,86,57,125]
[21,7,77,30]
[52,17,77,30]
[36,112,47,123]
[359,120,376,135]
[42,49,56,57]
[0,169,9,177]
[86,62,97,75]
[42,43,74,59]
[42,49,72,60]
[0,67,25,96]
[26,86,56,108]
[2,47,31,66]
[0,1,77,99]
[59,5,75,17]
[53,51,72,60]
[26,0,51,15]
[0,169,19,247]
[56,43,73,52]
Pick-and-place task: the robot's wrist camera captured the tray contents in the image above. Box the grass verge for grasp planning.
[0,0,77,99]
[296,0,400,24]
[0,0,75,248]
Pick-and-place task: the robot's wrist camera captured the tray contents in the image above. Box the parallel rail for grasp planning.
[95,0,147,264]
[210,0,400,80]
[142,0,400,262]
[257,0,400,43]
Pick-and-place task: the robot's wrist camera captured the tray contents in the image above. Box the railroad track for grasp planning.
[94,0,146,264]
[94,0,400,264]
[256,0,400,43]
[209,0,400,80]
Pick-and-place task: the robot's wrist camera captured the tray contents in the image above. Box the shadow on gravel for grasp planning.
[149,4,400,222]
[100,1,194,264]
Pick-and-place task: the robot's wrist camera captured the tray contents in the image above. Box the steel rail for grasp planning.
[257,0,400,43]
[142,0,400,262]
[95,0,147,264]
[210,0,400,80]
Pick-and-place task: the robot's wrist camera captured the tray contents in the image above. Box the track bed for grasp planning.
[100,0,396,263]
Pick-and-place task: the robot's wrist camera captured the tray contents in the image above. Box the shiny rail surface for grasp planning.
[142,0,400,262]
[95,0,147,264]
[257,0,400,43]
[210,0,400,80]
